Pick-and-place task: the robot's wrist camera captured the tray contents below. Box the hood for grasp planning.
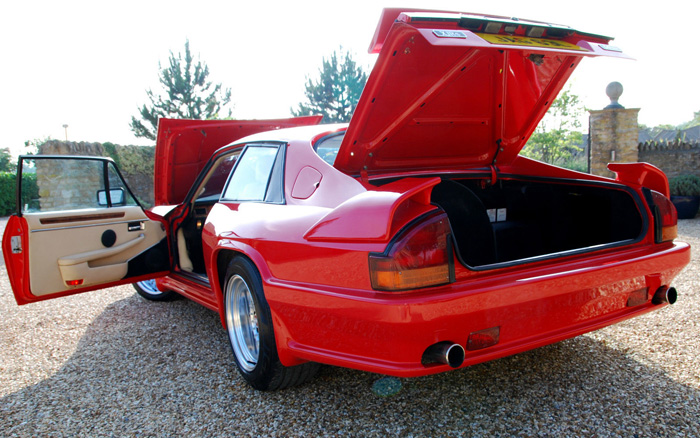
[154,116,322,205]
[334,9,630,176]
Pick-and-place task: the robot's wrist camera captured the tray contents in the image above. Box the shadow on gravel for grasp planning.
[2,292,699,437]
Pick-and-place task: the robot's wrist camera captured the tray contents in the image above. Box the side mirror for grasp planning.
[97,188,125,206]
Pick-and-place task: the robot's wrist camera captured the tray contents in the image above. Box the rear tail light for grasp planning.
[646,189,677,243]
[369,212,454,291]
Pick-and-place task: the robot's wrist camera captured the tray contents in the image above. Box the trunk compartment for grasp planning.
[431,178,645,268]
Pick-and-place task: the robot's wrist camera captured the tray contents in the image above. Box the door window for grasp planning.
[19,157,138,214]
[221,144,283,202]
[194,151,241,204]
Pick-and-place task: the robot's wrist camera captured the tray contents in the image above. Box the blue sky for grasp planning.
[2,0,698,156]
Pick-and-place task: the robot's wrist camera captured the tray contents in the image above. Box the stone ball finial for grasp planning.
[604,81,624,109]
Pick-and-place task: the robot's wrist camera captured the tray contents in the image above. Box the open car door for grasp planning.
[2,156,170,305]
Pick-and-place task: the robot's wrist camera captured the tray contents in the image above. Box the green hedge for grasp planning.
[669,174,700,197]
[0,172,15,216]
[0,171,38,216]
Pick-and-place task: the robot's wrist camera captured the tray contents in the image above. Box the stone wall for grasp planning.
[34,158,103,211]
[39,141,155,207]
[638,140,700,179]
[588,108,640,178]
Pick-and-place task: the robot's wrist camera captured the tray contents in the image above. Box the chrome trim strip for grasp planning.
[30,220,144,233]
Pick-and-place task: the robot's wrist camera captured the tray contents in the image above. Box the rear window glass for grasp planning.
[314,133,344,165]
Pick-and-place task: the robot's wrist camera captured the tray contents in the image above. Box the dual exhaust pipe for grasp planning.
[422,342,465,368]
[424,286,678,369]
[652,286,678,305]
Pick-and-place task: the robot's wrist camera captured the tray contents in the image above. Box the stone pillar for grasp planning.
[588,82,640,178]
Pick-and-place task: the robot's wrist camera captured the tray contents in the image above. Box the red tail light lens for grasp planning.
[369,212,454,291]
[467,326,500,351]
[648,190,677,243]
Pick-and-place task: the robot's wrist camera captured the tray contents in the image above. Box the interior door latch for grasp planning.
[128,221,145,232]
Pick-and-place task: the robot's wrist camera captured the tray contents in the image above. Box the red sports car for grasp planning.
[3,9,690,390]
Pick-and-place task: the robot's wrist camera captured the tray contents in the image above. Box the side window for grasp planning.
[194,151,240,204]
[106,162,138,207]
[221,145,283,202]
[19,157,137,214]
[314,132,344,165]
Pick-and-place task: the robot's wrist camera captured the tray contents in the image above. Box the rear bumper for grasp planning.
[265,242,690,377]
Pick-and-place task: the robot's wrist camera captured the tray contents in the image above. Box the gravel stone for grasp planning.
[1,216,699,437]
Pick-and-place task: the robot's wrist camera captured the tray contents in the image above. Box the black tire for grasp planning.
[133,279,179,302]
[223,256,319,390]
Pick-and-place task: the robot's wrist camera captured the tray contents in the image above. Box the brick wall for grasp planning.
[588,108,640,178]
[638,141,700,179]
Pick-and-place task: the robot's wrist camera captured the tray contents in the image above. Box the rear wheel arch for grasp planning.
[215,249,246,326]
[221,254,319,390]
[214,249,269,323]
[214,247,300,364]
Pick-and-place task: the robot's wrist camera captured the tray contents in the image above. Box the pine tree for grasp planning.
[292,49,367,123]
[130,41,232,141]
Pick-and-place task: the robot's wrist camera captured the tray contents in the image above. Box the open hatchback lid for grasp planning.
[154,116,322,205]
[334,9,630,177]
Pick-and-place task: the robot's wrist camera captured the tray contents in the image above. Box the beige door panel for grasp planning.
[57,233,145,287]
[25,206,166,296]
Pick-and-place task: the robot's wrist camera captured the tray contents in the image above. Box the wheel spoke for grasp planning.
[225,274,260,372]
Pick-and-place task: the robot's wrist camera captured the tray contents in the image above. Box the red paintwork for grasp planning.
[304,177,439,243]
[2,9,690,379]
[337,10,630,177]
[2,216,28,302]
[608,162,670,198]
[154,116,322,205]
[263,242,689,374]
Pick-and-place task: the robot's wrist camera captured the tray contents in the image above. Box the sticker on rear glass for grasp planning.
[433,30,468,39]
[476,33,588,51]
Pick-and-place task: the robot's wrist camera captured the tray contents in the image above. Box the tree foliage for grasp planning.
[0,147,15,172]
[291,49,368,123]
[23,137,51,155]
[677,110,700,130]
[521,88,585,167]
[0,171,37,216]
[130,41,232,141]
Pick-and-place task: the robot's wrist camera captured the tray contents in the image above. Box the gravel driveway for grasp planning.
[1,217,699,437]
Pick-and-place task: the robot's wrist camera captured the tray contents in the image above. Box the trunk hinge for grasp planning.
[486,139,503,186]
[488,165,498,186]
[360,168,370,185]
[492,139,503,166]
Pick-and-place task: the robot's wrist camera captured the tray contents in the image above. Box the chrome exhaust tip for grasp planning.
[422,342,465,368]
[652,286,677,305]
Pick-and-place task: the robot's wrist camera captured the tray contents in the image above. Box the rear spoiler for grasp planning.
[304,177,440,243]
